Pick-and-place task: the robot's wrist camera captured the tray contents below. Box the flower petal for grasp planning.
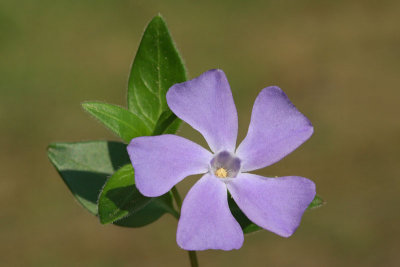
[236,86,313,171]
[127,134,212,197]
[177,174,244,250]
[227,173,316,237]
[167,69,238,153]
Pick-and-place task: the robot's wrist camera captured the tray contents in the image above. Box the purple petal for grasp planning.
[177,174,244,251]
[127,134,212,197]
[167,69,238,153]
[227,173,316,237]
[236,86,313,172]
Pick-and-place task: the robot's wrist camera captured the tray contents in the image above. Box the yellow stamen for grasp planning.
[215,168,228,178]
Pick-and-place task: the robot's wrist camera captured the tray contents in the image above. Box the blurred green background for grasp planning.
[1,0,399,266]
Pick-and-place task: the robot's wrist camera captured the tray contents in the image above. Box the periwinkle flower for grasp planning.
[127,69,316,251]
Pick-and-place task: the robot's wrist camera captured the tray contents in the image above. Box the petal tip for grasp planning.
[270,220,300,238]
[262,85,284,95]
[176,238,244,251]
[132,172,165,198]
[279,229,296,238]
[303,116,314,136]
[205,68,224,74]
[176,218,244,251]
[203,68,228,82]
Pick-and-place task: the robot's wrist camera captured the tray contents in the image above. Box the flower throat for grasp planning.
[210,151,241,179]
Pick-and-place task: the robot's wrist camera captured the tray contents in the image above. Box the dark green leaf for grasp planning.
[98,164,153,224]
[47,141,130,214]
[98,164,176,227]
[127,15,187,130]
[114,192,176,228]
[242,223,263,234]
[152,110,182,135]
[307,195,325,210]
[228,195,262,234]
[82,102,151,143]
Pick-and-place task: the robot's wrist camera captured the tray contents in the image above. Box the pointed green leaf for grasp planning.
[82,102,151,143]
[47,141,130,214]
[127,15,187,130]
[307,195,325,210]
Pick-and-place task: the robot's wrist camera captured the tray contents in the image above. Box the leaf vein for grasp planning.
[132,82,157,125]
[90,106,150,136]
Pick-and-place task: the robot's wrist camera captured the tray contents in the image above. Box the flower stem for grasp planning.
[171,186,182,210]
[188,250,199,267]
[171,186,199,267]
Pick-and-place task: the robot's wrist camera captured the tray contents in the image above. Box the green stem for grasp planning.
[171,186,199,267]
[188,250,199,267]
[161,201,179,219]
[171,186,182,210]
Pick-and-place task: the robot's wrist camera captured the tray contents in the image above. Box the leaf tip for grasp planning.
[154,13,164,20]
[46,143,58,159]
[81,101,96,111]
[150,13,166,27]
[307,195,326,210]
[47,143,55,151]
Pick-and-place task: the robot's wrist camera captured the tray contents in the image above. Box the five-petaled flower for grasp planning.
[127,69,316,251]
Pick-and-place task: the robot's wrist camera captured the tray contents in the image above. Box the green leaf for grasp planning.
[307,195,325,210]
[229,194,325,234]
[82,102,151,143]
[228,195,262,234]
[114,192,175,228]
[47,141,130,214]
[242,223,263,234]
[127,15,187,130]
[98,164,153,224]
[152,110,182,135]
[98,164,176,227]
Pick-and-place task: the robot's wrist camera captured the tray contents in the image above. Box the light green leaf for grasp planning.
[82,102,151,143]
[47,141,130,214]
[307,195,325,210]
[127,15,187,130]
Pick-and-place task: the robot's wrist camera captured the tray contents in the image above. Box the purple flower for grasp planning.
[127,69,316,251]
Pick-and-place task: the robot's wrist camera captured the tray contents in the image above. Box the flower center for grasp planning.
[210,151,241,179]
[215,168,228,178]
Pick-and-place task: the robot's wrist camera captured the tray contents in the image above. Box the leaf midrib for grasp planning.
[156,21,163,116]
